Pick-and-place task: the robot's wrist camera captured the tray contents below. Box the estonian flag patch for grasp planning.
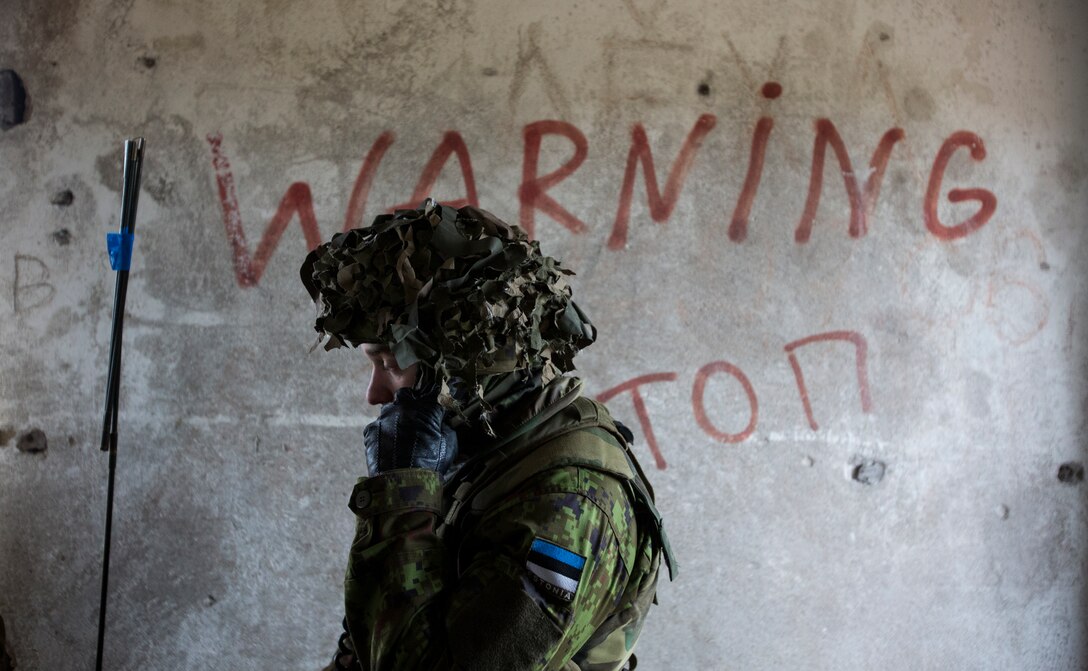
[526,538,586,603]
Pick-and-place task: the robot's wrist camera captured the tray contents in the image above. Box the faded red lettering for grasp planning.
[389,131,478,212]
[795,120,904,243]
[691,361,758,443]
[728,117,774,242]
[924,131,997,240]
[519,121,589,239]
[609,114,718,249]
[784,330,872,431]
[207,133,322,288]
[597,373,678,470]
[342,131,395,231]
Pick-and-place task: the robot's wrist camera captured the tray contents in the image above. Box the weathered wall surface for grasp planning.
[1,0,1086,668]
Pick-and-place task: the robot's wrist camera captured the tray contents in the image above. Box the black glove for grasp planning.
[323,618,361,671]
[363,386,459,476]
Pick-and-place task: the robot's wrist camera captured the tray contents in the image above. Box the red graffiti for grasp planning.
[343,131,395,231]
[208,133,322,287]
[691,361,759,443]
[728,117,774,242]
[519,120,589,240]
[389,131,479,212]
[794,120,904,243]
[583,330,877,466]
[924,131,997,240]
[208,118,997,288]
[608,114,717,249]
[783,330,872,431]
[596,373,678,470]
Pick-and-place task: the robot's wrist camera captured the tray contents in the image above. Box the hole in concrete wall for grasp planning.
[138,55,157,69]
[481,67,498,76]
[879,32,890,41]
[1039,262,1050,271]
[15,428,47,453]
[52,229,72,246]
[850,458,886,485]
[0,70,28,131]
[1057,461,1084,484]
[50,189,74,206]
[697,82,711,96]
[0,425,14,446]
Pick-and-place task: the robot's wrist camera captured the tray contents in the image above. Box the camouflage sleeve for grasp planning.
[343,465,637,671]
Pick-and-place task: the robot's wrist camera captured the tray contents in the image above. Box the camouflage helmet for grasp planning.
[300,200,596,411]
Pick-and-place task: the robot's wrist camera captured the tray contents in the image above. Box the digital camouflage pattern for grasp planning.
[300,201,596,426]
[340,387,666,671]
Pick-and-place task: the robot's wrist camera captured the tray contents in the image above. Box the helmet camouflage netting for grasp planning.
[300,200,595,411]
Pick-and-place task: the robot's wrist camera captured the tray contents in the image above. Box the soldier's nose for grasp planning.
[366,371,392,406]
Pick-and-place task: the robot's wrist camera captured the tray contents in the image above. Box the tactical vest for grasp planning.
[436,389,676,670]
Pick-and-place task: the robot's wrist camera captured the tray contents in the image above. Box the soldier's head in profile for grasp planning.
[303,200,668,671]
[300,198,596,433]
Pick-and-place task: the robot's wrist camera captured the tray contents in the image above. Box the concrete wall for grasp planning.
[1,0,1086,668]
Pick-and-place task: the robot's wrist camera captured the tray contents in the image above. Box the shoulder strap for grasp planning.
[437,397,678,581]
[435,395,602,539]
[469,426,635,513]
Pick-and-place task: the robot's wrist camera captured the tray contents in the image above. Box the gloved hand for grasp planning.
[363,386,459,476]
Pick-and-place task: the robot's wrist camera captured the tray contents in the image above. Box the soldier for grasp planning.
[301,200,675,671]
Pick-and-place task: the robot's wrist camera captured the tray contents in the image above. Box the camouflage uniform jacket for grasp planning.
[343,377,673,670]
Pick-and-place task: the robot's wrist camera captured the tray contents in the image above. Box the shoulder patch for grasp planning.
[526,538,585,603]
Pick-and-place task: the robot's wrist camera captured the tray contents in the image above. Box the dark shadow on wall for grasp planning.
[0,613,16,671]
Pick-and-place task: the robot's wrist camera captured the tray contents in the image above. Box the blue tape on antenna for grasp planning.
[106,232,134,271]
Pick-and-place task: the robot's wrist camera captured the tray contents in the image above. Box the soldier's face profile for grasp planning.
[362,344,418,405]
